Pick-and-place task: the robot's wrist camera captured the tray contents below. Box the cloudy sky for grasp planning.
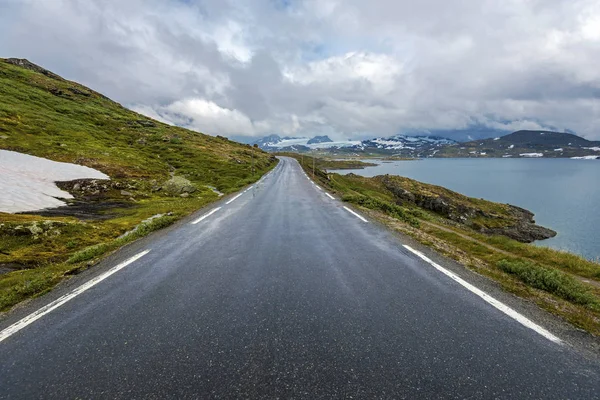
[1,0,599,140]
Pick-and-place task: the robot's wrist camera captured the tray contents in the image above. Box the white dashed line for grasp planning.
[325,193,335,200]
[403,245,562,344]
[226,193,244,205]
[0,250,151,343]
[343,206,368,222]
[191,207,222,225]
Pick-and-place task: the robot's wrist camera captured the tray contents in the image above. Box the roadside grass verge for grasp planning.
[0,169,279,312]
[285,152,600,336]
[497,259,599,310]
[0,58,279,312]
[0,214,177,311]
[341,194,421,227]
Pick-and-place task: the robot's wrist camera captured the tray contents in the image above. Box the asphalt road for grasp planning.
[1,157,599,399]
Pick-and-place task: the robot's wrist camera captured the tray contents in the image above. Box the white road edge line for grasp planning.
[403,245,562,344]
[225,192,244,205]
[343,206,368,222]
[0,250,151,344]
[191,207,222,225]
[325,193,335,200]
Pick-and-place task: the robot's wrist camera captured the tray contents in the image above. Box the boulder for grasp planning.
[162,176,197,195]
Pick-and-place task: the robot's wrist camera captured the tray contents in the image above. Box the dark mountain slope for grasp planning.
[435,130,600,158]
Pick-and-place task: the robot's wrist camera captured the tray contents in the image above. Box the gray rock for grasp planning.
[162,176,196,195]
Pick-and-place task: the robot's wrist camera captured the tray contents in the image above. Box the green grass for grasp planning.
[283,152,600,335]
[0,58,278,311]
[497,259,599,309]
[341,194,420,227]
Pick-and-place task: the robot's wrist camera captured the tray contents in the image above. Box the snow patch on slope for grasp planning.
[519,153,544,157]
[0,150,109,213]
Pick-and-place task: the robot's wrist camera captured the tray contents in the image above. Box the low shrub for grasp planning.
[497,259,598,309]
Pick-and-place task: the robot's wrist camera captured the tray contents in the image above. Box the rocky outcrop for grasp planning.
[161,176,197,196]
[4,58,64,80]
[377,175,556,243]
[0,220,68,239]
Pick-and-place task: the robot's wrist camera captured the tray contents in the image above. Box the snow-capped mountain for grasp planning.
[252,131,599,158]
[253,135,360,151]
[434,130,600,158]
[307,136,333,145]
[253,134,456,155]
[358,135,456,152]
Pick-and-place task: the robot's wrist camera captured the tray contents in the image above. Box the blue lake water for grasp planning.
[335,158,600,260]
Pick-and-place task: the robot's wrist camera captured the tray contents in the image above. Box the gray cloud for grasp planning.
[1,0,598,140]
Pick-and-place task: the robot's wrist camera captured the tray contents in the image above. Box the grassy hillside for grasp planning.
[0,58,277,311]
[289,154,600,336]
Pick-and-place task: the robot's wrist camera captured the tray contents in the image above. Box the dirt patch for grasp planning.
[0,262,27,275]
[19,199,132,220]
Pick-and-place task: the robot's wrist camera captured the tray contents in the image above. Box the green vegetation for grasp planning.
[284,153,600,336]
[340,194,421,227]
[0,59,277,311]
[497,259,598,309]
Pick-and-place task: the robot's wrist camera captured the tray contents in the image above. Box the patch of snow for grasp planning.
[584,147,600,151]
[571,155,600,160]
[554,148,563,152]
[508,144,515,149]
[519,153,544,157]
[206,186,224,197]
[502,155,512,158]
[268,137,361,150]
[269,138,310,148]
[493,137,500,141]
[0,150,109,213]
[309,140,361,149]
[480,152,487,155]
[370,139,407,149]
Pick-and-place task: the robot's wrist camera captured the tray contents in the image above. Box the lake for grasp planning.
[334,158,600,260]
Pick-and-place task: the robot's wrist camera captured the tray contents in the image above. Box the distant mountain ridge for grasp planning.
[307,135,333,144]
[435,130,600,159]
[357,135,456,156]
[252,135,359,151]
[252,134,458,156]
[253,130,600,159]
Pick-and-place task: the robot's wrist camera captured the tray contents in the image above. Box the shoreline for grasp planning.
[289,153,600,337]
[330,157,600,260]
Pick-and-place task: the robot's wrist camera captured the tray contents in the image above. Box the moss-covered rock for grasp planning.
[161,176,197,195]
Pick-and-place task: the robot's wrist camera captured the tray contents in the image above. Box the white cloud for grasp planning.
[146,98,256,136]
[1,0,599,140]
